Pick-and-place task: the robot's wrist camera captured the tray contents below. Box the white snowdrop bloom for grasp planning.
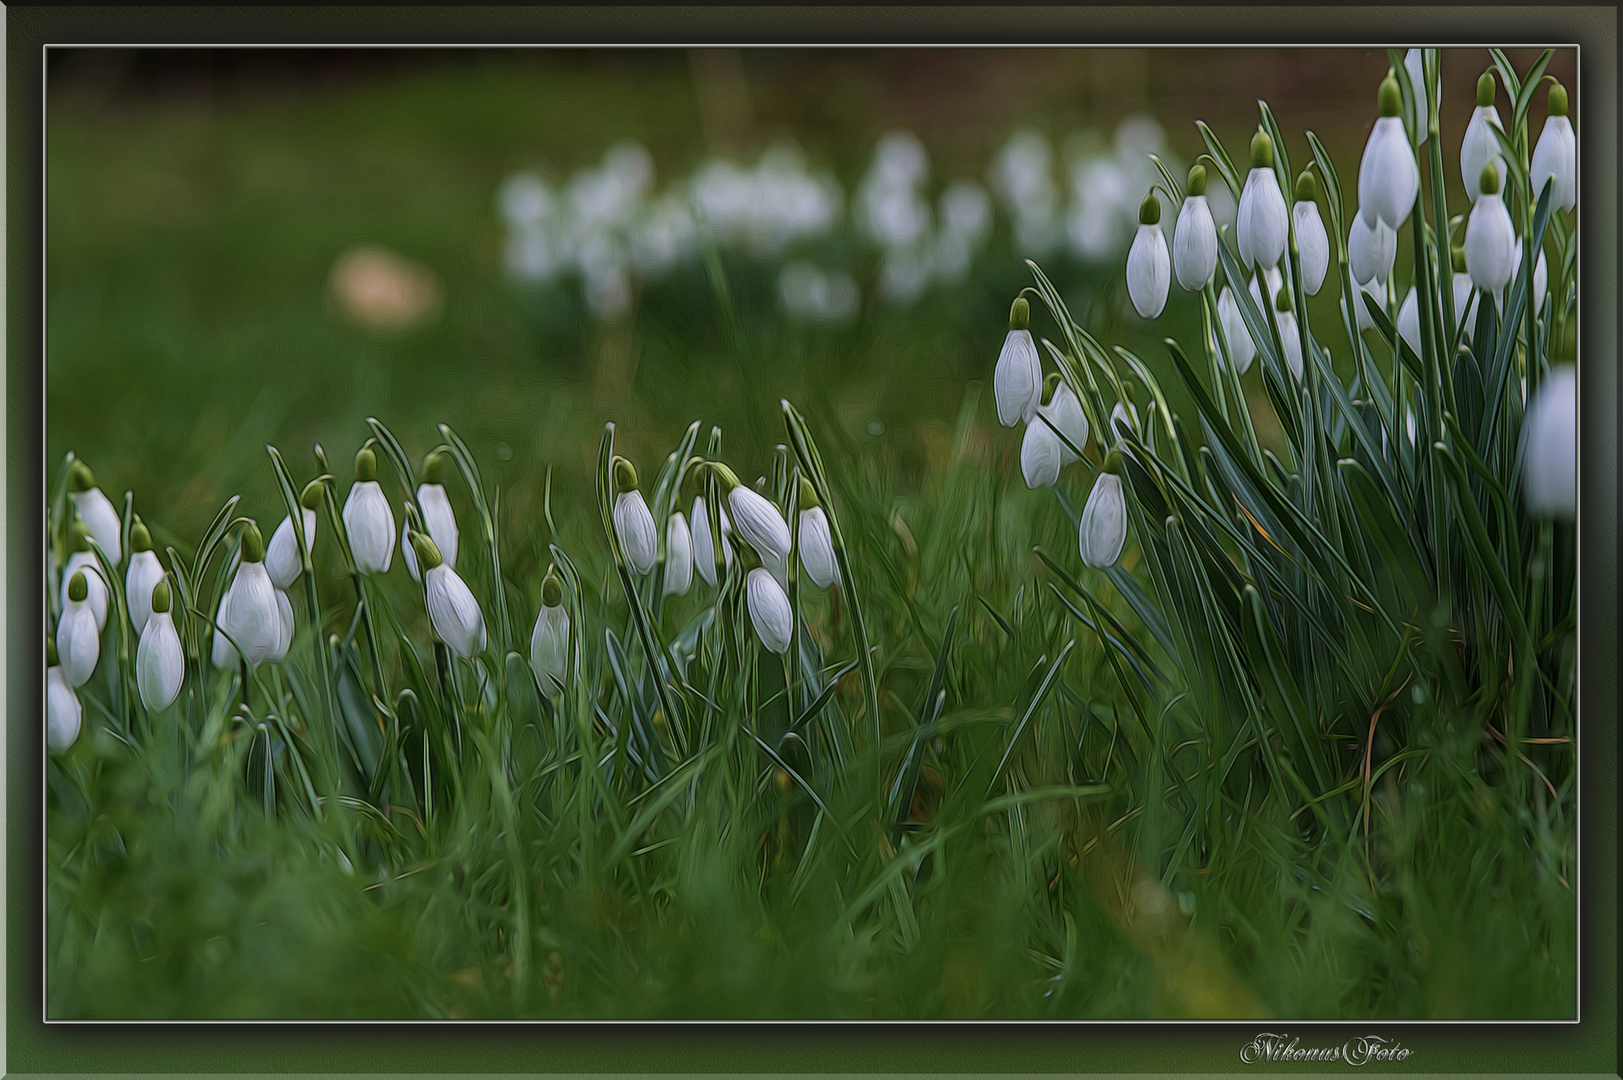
[1126,193,1171,319]
[1237,131,1288,270]
[796,482,839,589]
[56,571,101,688]
[221,525,282,667]
[403,455,458,583]
[690,496,734,587]
[1522,365,1577,519]
[1461,72,1506,203]
[413,534,486,659]
[717,465,792,564]
[1292,172,1330,295]
[67,461,122,565]
[211,577,238,669]
[994,298,1042,426]
[1452,253,1480,339]
[124,520,165,637]
[1465,165,1515,294]
[61,525,109,633]
[266,507,318,591]
[268,588,295,665]
[1021,412,1063,489]
[1041,378,1089,464]
[1247,266,1285,325]
[343,445,395,576]
[47,644,82,753]
[1079,461,1128,569]
[1529,82,1576,213]
[1358,74,1420,231]
[1511,239,1549,315]
[746,567,793,655]
[1173,165,1218,291]
[1348,212,1396,288]
[611,459,659,576]
[1405,49,1433,145]
[1216,286,1257,374]
[136,578,184,712]
[664,512,694,598]
[530,570,571,692]
[1273,288,1304,382]
[1398,287,1422,356]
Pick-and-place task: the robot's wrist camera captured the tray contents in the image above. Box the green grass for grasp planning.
[45,50,1576,1019]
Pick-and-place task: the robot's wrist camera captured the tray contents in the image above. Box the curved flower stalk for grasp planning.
[57,571,101,688]
[1109,400,1140,443]
[61,524,109,633]
[1357,71,1419,231]
[1530,81,1575,213]
[413,532,485,659]
[1465,164,1515,294]
[611,457,659,575]
[1126,192,1170,318]
[994,297,1041,426]
[1079,454,1128,569]
[746,565,793,654]
[690,495,734,586]
[344,443,395,575]
[67,461,122,565]
[1215,286,1256,374]
[1461,71,1506,203]
[796,479,839,590]
[267,506,318,590]
[664,511,694,597]
[1173,164,1217,291]
[221,523,282,667]
[125,519,165,636]
[530,567,571,692]
[1522,366,1577,518]
[1292,171,1330,295]
[136,578,184,711]
[46,639,81,753]
[1237,130,1288,270]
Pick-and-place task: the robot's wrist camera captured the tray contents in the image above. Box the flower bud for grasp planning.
[1138,191,1160,226]
[691,496,734,586]
[1186,164,1207,197]
[221,557,281,666]
[1238,142,1288,270]
[1079,471,1128,569]
[125,534,166,636]
[137,588,184,711]
[613,456,639,495]
[422,450,448,485]
[410,531,444,573]
[994,304,1041,426]
[151,578,171,614]
[1377,73,1402,118]
[614,489,658,575]
[130,520,152,553]
[1461,77,1506,202]
[1530,80,1576,213]
[300,478,326,510]
[57,577,101,688]
[1477,71,1496,108]
[1249,129,1274,170]
[425,559,486,659]
[531,575,571,693]
[664,512,694,597]
[47,663,82,753]
[798,505,839,589]
[727,483,792,564]
[343,472,395,575]
[240,522,265,563]
[354,445,378,483]
[68,461,95,493]
[68,571,87,603]
[1359,82,1420,230]
[1008,296,1030,331]
[1127,215,1171,319]
[1465,171,1515,293]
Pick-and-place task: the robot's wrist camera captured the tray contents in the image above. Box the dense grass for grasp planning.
[45,50,1576,1019]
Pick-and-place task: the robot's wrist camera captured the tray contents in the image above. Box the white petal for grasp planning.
[1217,287,1256,374]
[746,568,793,654]
[728,486,792,563]
[1079,472,1127,568]
[1461,105,1506,203]
[1292,202,1329,296]
[61,552,109,632]
[137,610,185,711]
[614,491,659,574]
[56,601,100,688]
[1405,50,1431,145]
[1237,167,1288,270]
[1453,274,1480,338]
[47,667,82,752]
[798,507,839,589]
[994,329,1041,426]
[269,589,295,663]
[212,578,238,668]
[1529,116,1575,213]
[1043,383,1089,463]
[1126,224,1170,319]
[1173,195,1217,291]
[530,604,571,692]
[418,484,459,570]
[1522,366,1576,518]
[690,497,734,586]
[72,488,123,565]
[1277,311,1304,382]
[664,513,694,597]
[1465,195,1515,292]
[1021,418,1063,489]
[1398,287,1421,356]
[124,550,165,637]
[343,481,395,575]
[266,509,316,590]
[401,519,421,583]
[427,565,486,658]
[223,561,280,666]
[1348,214,1395,288]
[1358,116,1419,230]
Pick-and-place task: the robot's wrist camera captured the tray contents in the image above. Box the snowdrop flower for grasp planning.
[1529,81,1576,213]
[612,458,659,575]
[796,480,839,590]
[1237,130,1288,270]
[136,577,184,711]
[410,451,459,581]
[1512,238,1549,315]
[56,571,100,688]
[994,297,1041,427]
[343,444,394,575]
[1522,365,1576,518]
[1405,49,1433,145]
[1461,72,1506,203]
[530,568,571,692]
[746,565,793,655]
[1173,164,1218,291]
[265,588,295,664]
[712,463,792,565]
[1348,212,1396,288]
[664,512,694,597]
[1451,246,1480,338]
[124,519,165,636]
[1021,400,1064,490]
[1216,286,1257,374]
[1397,286,1422,356]
[1292,172,1330,295]
[1465,164,1515,294]
[690,495,734,587]
[211,577,238,669]
[67,461,122,565]
[412,533,486,659]
[47,638,82,753]
[1358,72,1420,231]
[1079,455,1128,569]
[61,524,109,632]
[221,524,282,667]
[1274,285,1304,381]
[1041,375,1089,464]
[266,485,320,590]
[1126,192,1171,319]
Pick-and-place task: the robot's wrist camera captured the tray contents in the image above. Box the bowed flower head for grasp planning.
[343,444,395,575]
[796,480,840,590]
[413,533,486,659]
[1522,365,1576,519]
[664,511,694,597]
[1020,379,1065,490]
[1215,286,1257,374]
[1461,71,1506,203]
[994,297,1041,427]
[1529,81,1576,213]
[67,460,122,565]
[221,522,283,667]
[1405,49,1434,145]
[531,568,571,692]
[1173,164,1218,291]
[136,577,184,711]
[612,457,659,575]
[404,451,459,583]
[61,523,109,632]
[1292,171,1330,296]
[56,571,101,688]
[690,495,734,586]
[1237,129,1288,270]
[746,566,793,655]
[125,519,166,636]
[712,463,792,564]
[1465,164,1515,293]
[267,500,318,591]
[1126,192,1171,319]
[47,637,82,753]
[1079,453,1129,569]
[1348,212,1396,288]
[1358,72,1420,231]
[1274,285,1304,382]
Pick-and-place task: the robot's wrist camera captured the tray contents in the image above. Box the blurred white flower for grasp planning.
[993,130,1061,258]
[47,656,82,753]
[1079,467,1128,569]
[664,512,694,597]
[1461,73,1507,203]
[778,262,859,326]
[746,567,793,654]
[1522,365,1576,518]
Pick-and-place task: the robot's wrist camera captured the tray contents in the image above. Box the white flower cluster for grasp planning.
[857,132,992,306]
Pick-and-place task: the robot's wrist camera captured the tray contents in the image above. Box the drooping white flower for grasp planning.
[720,467,792,564]
[268,588,295,664]
[690,495,734,587]
[1465,164,1515,294]
[746,567,793,654]
[611,458,658,575]
[60,523,108,632]
[343,445,395,576]
[1348,212,1396,288]
[1021,412,1063,489]
[1126,193,1171,319]
[1173,165,1218,291]
[403,450,459,583]
[1216,286,1257,374]
[530,570,571,692]
[221,525,282,666]
[266,507,318,590]
[1237,130,1288,270]
[1398,287,1422,356]
[125,520,165,636]
[1041,379,1089,464]
[1247,266,1285,355]
[664,512,694,597]
[1079,463,1128,569]
[1273,287,1304,382]
[1461,72,1506,203]
[1405,49,1433,145]
[1522,365,1576,518]
[797,490,839,590]
[67,461,122,565]
[212,576,238,669]
[136,578,184,711]
[56,571,101,688]
[1292,172,1330,295]
[994,297,1041,426]
[1511,238,1549,315]
[413,534,485,659]
[47,654,82,753]
[1358,73,1420,230]
[1529,82,1576,213]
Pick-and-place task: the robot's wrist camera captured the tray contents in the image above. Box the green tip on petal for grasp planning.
[422,450,448,485]
[241,522,265,563]
[1378,73,1402,117]
[798,477,819,508]
[1479,163,1500,196]
[409,531,443,572]
[299,478,326,510]
[1294,171,1318,203]
[1548,81,1568,118]
[1451,244,1467,273]
[150,578,172,614]
[541,567,564,608]
[130,519,153,553]
[47,636,59,667]
[1249,129,1274,169]
[68,571,88,603]
[1101,450,1124,476]
[68,461,95,493]
[1138,191,1161,226]
[612,457,639,494]
[1186,164,1206,197]
[70,522,92,552]
[1476,71,1496,108]
[1009,297,1030,331]
[354,447,377,483]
